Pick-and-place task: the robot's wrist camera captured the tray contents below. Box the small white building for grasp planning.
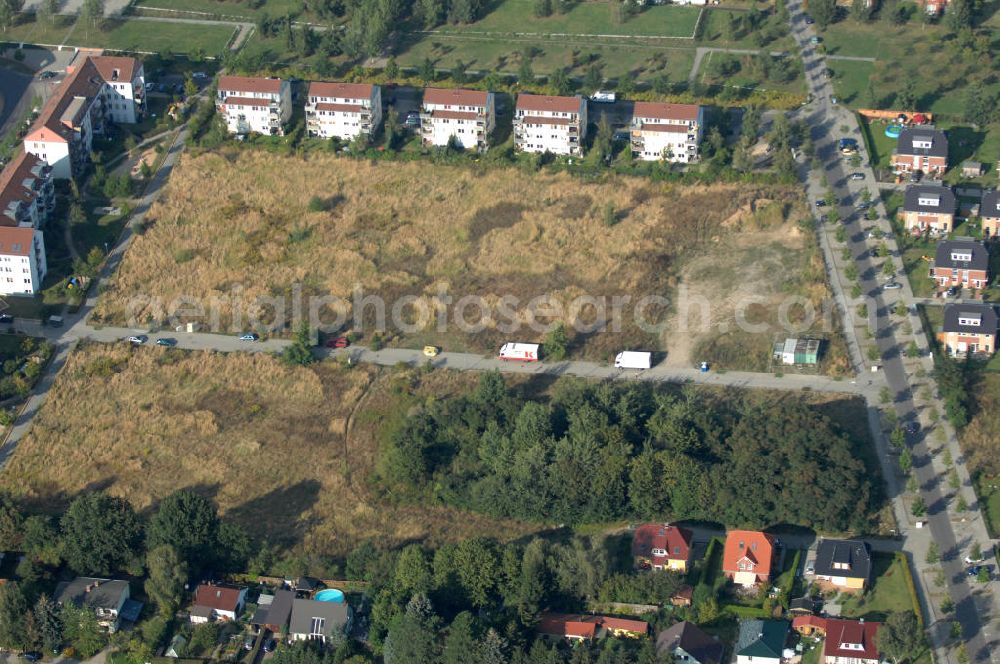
[631,102,703,163]
[0,226,46,295]
[420,87,495,151]
[305,81,382,140]
[513,93,587,156]
[216,76,293,136]
[0,152,55,228]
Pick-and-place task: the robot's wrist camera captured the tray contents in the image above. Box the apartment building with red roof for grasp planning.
[513,93,587,156]
[0,152,54,229]
[630,102,704,163]
[305,81,382,141]
[420,87,495,151]
[216,76,292,137]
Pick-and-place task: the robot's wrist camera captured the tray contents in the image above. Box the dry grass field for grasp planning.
[0,344,543,555]
[93,151,822,365]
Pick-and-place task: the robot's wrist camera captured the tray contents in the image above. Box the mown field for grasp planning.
[0,344,543,555]
[93,150,832,367]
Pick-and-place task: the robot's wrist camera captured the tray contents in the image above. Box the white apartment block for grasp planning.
[305,81,382,140]
[24,54,143,180]
[631,102,703,163]
[216,76,293,137]
[420,87,495,151]
[513,94,587,156]
[0,226,47,295]
[0,152,54,228]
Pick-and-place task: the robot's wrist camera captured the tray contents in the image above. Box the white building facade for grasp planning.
[216,76,293,136]
[305,82,382,140]
[0,226,46,295]
[0,152,54,228]
[631,102,703,163]
[92,56,146,124]
[513,94,587,156]
[420,87,495,151]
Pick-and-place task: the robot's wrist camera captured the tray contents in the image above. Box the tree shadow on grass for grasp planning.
[225,479,323,547]
[946,125,987,168]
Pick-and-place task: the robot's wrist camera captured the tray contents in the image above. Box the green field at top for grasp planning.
[134,0,308,19]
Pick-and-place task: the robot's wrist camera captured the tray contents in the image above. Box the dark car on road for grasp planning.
[38,71,57,80]
[264,639,277,653]
[156,338,178,347]
[0,314,12,324]
[21,653,41,662]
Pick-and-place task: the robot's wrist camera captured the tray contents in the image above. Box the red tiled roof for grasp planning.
[218,75,283,95]
[520,115,572,126]
[824,619,881,661]
[221,96,272,108]
[636,123,691,134]
[424,87,489,107]
[516,93,581,114]
[308,81,373,100]
[193,584,244,612]
[25,57,110,144]
[633,101,700,122]
[90,56,138,83]
[792,615,827,633]
[429,110,478,121]
[0,152,46,214]
[601,617,649,634]
[314,102,365,113]
[537,613,648,639]
[632,523,692,566]
[0,227,35,256]
[723,530,775,578]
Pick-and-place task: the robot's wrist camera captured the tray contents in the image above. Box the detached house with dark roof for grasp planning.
[251,589,295,633]
[735,619,788,664]
[288,598,353,645]
[938,303,999,357]
[980,190,1000,239]
[632,523,693,572]
[656,621,724,664]
[216,76,292,137]
[190,583,247,623]
[55,578,134,632]
[930,240,990,290]
[902,184,956,234]
[513,94,587,156]
[723,530,775,587]
[813,539,872,591]
[892,126,948,176]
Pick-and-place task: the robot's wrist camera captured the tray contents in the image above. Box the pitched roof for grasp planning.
[656,621,724,664]
[537,613,648,639]
[55,578,129,611]
[428,110,479,121]
[252,589,294,629]
[288,598,350,638]
[982,190,1000,217]
[632,523,692,565]
[0,226,37,256]
[635,123,691,134]
[823,619,881,661]
[25,57,110,144]
[519,115,572,126]
[736,620,788,659]
[314,103,366,113]
[516,93,582,114]
[933,240,989,272]
[792,615,827,632]
[423,87,489,107]
[632,101,700,122]
[308,81,374,100]
[218,75,283,95]
[221,96,274,108]
[813,539,872,582]
[895,126,948,159]
[193,584,245,612]
[90,56,139,83]
[903,184,956,214]
[723,530,775,576]
[0,152,49,226]
[789,596,818,614]
[942,303,999,335]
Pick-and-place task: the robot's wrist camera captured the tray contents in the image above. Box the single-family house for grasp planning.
[656,621,724,664]
[0,151,55,228]
[937,303,999,357]
[930,240,990,290]
[792,617,882,664]
[190,583,247,623]
[0,224,47,295]
[251,588,295,632]
[630,102,703,163]
[813,539,872,591]
[537,613,649,641]
[55,577,131,632]
[735,619,788,664]
[980,190,1000,239]
[216,76,293,136]
[723,530,776,587]
[902,184,956,234]
[513,94,587,156]
[305,82,382,141]
[632,523,693,572]
[892,126,948,176]
[420,87,495,151]
[288,598,353,644]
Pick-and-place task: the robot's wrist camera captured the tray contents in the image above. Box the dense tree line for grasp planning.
[378,374,876,532]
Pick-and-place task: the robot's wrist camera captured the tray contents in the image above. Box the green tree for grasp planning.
[441,611,479,664]
[282,321,315,366]
[420,57,435,85]
[533,0,552,17]
[0,582,27,649]
[652,73,671,95]
[911,496,926,517]
[147,490,219,572]
[80,0,103,28]
[0,492,23,550]
[616,72,635,97]
[811,0,837,26]
[62,604,104,658]
[550,68,572,96]
[544,323,569,361]
[61,492,142,575]
[962,84,994,126]
[22,515,61,566]
[851,0,872,21]
[899,448,912,474]
[394,545,432,596]
[383,595,439,663]
[584,65,603,93]
[32,595,62,655]
[0,0,24,32]
[384,104,401,150]
[946,0,972,31]
[877,611,923,664]
[419,0,445,28]
[385,56,400,80]
[184,75,198,98]
[188,621,219,655]
[518,54,534,86]
[451,60,468,85]
[925,541,939,564]
[145,545,188,616]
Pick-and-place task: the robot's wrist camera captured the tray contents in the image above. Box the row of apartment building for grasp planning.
[214,76,704,162]
[0,53,145,296]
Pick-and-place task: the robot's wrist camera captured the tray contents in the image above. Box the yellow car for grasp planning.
[423,345,440,357]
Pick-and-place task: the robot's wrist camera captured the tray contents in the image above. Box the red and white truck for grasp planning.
[498,343,540,362]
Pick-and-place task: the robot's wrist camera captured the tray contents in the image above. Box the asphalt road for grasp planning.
[0,67,31,133]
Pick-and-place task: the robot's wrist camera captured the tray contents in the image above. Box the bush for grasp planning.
[307,195,327,212]
[895,552,923,627]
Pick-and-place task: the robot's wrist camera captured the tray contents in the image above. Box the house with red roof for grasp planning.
[190,583,247,623]
[420,87,495,152]
[723,530,775,587]
[792,616,881,664]
[632,523,693,572]
[513,94,587,156]
[215,76,292,137]
[0,226,46,295]
[537,613,648,641]
[305,81,382,141]
[630,102,703,163]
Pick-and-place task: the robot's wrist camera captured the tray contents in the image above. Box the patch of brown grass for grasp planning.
[94,151,808,359]
[0,344,542,555]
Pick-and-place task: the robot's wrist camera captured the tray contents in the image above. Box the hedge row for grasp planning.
[895,551,924,628]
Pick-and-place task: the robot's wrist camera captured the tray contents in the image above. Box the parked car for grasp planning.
[192,71,208,80]
[21,653,41,662]
[945,286,959,297]
[965,555,984,565]
[856,202,870,211]
[239,333,259,341]
[156,338,178,347]
[39,71,56,80]
[883,282,902,290]
[909,170,923,182]
[0,314,13,324]
[804,561,815,575]
[145,82,154,92]
[903,421,920,435]
[423,345,440,357]
[804,15,815,23]
[968,565,983,577]
[244,636,255,651]
[264,639,277,653]
[127,335,148,345]
[404,111,420,128]
[325,336,349,349]
[814,200,827,208]
[850,172,865,181]
[809,36,822,45]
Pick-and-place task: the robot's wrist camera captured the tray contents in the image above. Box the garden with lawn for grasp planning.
[838,553,917,621]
